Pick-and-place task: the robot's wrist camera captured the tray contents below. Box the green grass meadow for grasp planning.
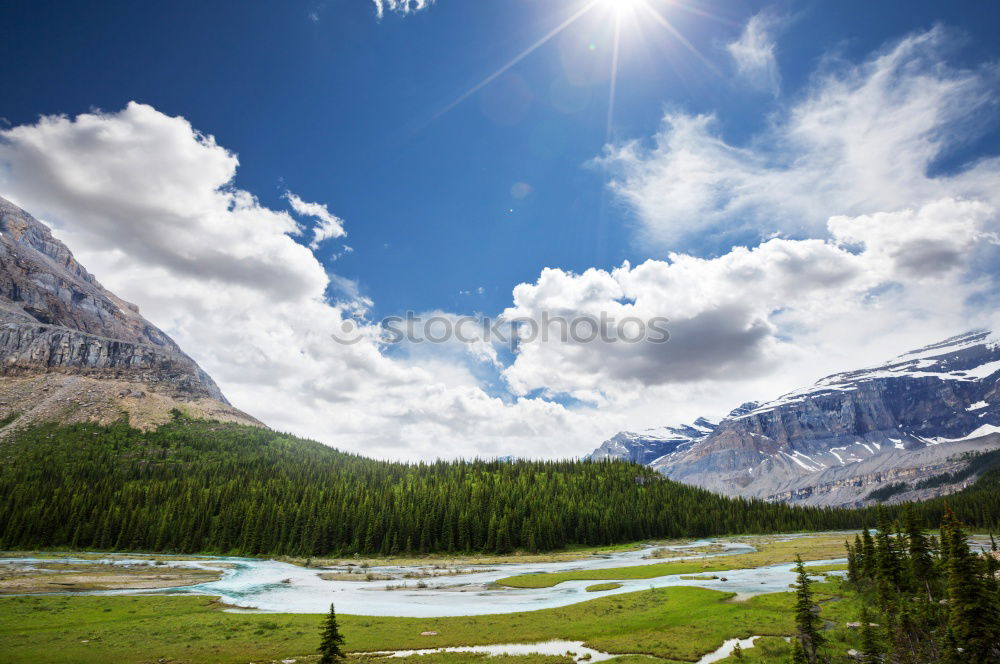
[0,584,803,664]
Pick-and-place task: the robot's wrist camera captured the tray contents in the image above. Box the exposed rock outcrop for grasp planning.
[0,196,259,429]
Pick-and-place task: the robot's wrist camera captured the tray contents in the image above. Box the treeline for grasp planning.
[893,460,1000,532]
[916,447,1000,490]
[834,508,1000,663]
[864,448,1000,505]
[1,415,865,557]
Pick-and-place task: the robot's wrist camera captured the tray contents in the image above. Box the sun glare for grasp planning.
[603,0,643,16]
[434,0,714,139]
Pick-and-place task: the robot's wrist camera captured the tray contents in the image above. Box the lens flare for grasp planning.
[432,0,717,138]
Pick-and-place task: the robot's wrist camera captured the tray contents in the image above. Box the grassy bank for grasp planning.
[584,582,623,592]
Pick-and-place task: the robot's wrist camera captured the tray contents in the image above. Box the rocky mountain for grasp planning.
[0,196,259,430]
[589,331,1000,506]
[586,417,717,466]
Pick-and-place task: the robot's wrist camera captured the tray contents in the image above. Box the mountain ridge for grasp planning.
[589,331,1000,506]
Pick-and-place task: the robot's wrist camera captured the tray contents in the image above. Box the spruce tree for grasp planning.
[849,534,866,587]
[873,507,902,605]
[793,555,824,663]
[861,528,877,580]
[985,535,999,596]
[859,605,882,664]
[903,504,933,600]
[846,539,859,586]
[944,512,998,662]
[319,602,346,664]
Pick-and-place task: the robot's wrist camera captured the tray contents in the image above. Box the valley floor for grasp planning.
[0,578,872,664]
[0,532,873,664]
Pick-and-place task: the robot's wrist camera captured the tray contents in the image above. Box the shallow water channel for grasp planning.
[3,536,846,617]
[369,636,762,663]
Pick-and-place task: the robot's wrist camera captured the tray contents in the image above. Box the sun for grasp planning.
[602,0,644,16]
[432,0,713,139]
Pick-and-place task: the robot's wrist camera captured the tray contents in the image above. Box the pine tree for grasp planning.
[793,555,824,663]
[874,507,902,607]
[903,504,933,600]
[859,605,882,664]
[861,528,877,580]
[985,535,999,596]
[827,512,1000,664]
[319,602,346,664]
[846,539,859,586]
[943,510,998,662]
[849,534,867,587]
[732,641,744,661]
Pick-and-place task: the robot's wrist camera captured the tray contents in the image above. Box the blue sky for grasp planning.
[3,1,1000,459]
[5,0,998,317]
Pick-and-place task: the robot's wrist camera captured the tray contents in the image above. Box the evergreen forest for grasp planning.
[1,414,999,557]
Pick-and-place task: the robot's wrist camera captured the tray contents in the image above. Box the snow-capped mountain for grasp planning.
[589,331,1000,506]
[587,417,717,466]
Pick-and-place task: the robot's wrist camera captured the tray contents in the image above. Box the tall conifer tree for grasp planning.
[319,602,346,664]
[793,555,824,663]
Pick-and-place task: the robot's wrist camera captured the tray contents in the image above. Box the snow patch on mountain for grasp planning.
[586,330,1000,506]
[587,419,717,466]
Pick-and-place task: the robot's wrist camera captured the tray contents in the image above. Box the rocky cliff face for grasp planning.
[589,332,1000,506]
[0,196,259,429]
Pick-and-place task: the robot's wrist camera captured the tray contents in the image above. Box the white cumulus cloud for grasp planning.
[500,198,998,405]
[0,102,611,460]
